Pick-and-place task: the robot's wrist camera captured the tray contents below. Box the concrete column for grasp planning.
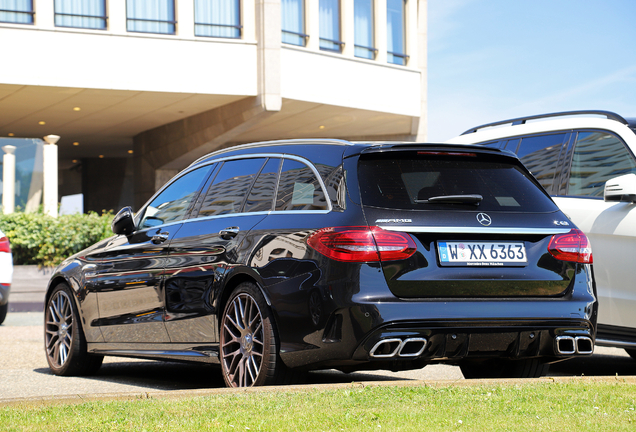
[177,0,195,37]
[2,146,16,215]
[35,0,55,29]
[414,0,427,141]
[341,0,355,56]
[43,144,58,218]
[374,0,388,63]
[243,0,257,41]
[256,0,282,111]
[109,0,127,33]
[406,0,418,67]
[306,0,320,51]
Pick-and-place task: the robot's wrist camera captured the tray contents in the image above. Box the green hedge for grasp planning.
[0,211,114,267]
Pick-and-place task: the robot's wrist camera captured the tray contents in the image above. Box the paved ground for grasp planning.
[1,311,635,403]
[2,270,635,402]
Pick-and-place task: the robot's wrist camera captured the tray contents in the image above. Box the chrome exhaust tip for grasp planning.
[575,336,594,354]
[369,338,402,358]
[555,335,576,355]
[370,337,428,358]
[398,337,428,357]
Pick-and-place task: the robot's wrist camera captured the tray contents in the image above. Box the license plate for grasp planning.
[437,241,527,266]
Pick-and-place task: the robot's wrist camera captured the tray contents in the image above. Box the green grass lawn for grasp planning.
[1,380,635,431]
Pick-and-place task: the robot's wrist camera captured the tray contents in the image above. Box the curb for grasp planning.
[2,375,635,407]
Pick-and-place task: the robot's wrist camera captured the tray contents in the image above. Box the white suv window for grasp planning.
[569,131,636,197]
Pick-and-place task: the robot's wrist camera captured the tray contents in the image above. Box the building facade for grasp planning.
[0,0,427,212]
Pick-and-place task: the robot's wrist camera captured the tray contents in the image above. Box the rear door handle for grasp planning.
[219,227,239,240]
[151,232,170,244]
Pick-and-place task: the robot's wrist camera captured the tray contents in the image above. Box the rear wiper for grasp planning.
[414,194,483,205]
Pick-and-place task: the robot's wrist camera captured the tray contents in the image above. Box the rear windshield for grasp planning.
[358,152,557,212]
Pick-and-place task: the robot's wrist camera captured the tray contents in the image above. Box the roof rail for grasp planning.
[461,110,629,135]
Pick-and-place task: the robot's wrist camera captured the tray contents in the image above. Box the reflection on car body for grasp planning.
[44,139,598,387]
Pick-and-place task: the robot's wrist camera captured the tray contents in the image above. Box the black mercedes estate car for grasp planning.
[44,140,597,387]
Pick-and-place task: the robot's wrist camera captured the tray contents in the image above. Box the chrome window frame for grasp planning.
[134,153,332,231]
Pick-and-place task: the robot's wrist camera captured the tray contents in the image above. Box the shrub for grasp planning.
[0,211,114,267]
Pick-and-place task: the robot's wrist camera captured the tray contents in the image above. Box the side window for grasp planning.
[568,131,636,197]
[198,158,267,217]
[276,159,328,211]
[139,166,211,229]
[244,158,281,213]
[515,134,567,192]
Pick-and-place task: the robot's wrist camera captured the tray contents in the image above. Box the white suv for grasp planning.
[0,229,12,325]
[448,110,636,358]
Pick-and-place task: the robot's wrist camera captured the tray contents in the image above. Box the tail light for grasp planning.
[548,229,593,264]
[0,236,10,254]
[307,226,416,262]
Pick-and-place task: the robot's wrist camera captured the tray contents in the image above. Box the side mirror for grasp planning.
[112,206,136,235]
[604,173,636,203]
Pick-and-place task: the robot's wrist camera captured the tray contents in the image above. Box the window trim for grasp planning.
[126,0,177,35]
[54,0,108,30]
[0,0,34,25]
[194,0,243,39]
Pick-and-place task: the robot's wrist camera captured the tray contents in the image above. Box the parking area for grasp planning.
[2,310,634,402]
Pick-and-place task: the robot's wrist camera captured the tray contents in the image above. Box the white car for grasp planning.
[0,229,12,324]
[448,110,636,358]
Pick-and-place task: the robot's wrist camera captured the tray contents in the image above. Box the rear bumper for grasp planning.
[353,319,594,364]
[276,264,596,370]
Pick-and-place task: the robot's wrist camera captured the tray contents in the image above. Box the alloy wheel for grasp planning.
[221,293,265,387]
[45,290,74,368]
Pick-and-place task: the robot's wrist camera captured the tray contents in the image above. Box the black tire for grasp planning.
[625,349,636,360]
[44,283,103,376]
[0,303,7,325]
[220,282,292,387]
[460,358,549,379]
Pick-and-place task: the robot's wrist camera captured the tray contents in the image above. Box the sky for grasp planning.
[427,0,636,142]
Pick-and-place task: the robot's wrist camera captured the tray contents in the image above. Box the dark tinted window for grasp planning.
[244,158,281,213]
[515,134,567,191]
[140,166,211,229]
[276,159,328,211]
[358,152,557,212]
[569,131,636,197]
[198,158,266,217]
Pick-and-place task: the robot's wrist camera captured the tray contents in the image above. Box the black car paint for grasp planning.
[46,141,597,373]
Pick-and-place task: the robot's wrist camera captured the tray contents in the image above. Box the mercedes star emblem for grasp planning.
[476,213,492,226]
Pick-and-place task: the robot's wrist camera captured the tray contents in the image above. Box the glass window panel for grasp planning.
[276,159,327,211]
[282,0,305,46]
[198,158,267,217]
[55,0,107,30]
[515,134,567,192]
[127,0,175,35]
[387,0,406,65]
[569,132,636,197]
[358,153,557,213]
[319,0,341,52]
[0,0,34,24]
[140,166,211,229]
[354,0,374,59]
[195,0,241,38]
[244,158,281,213]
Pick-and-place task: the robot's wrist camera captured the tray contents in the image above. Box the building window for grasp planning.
[0,0,34,24]
[54,0,107,30]
[127,0,176,35]
[354,0,375,59]
[387,0,407,65]
[282,0,306,46]
[319,0,342,52]
[195,0,241,38]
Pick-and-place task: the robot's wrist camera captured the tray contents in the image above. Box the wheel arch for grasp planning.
[217,269,273,324]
